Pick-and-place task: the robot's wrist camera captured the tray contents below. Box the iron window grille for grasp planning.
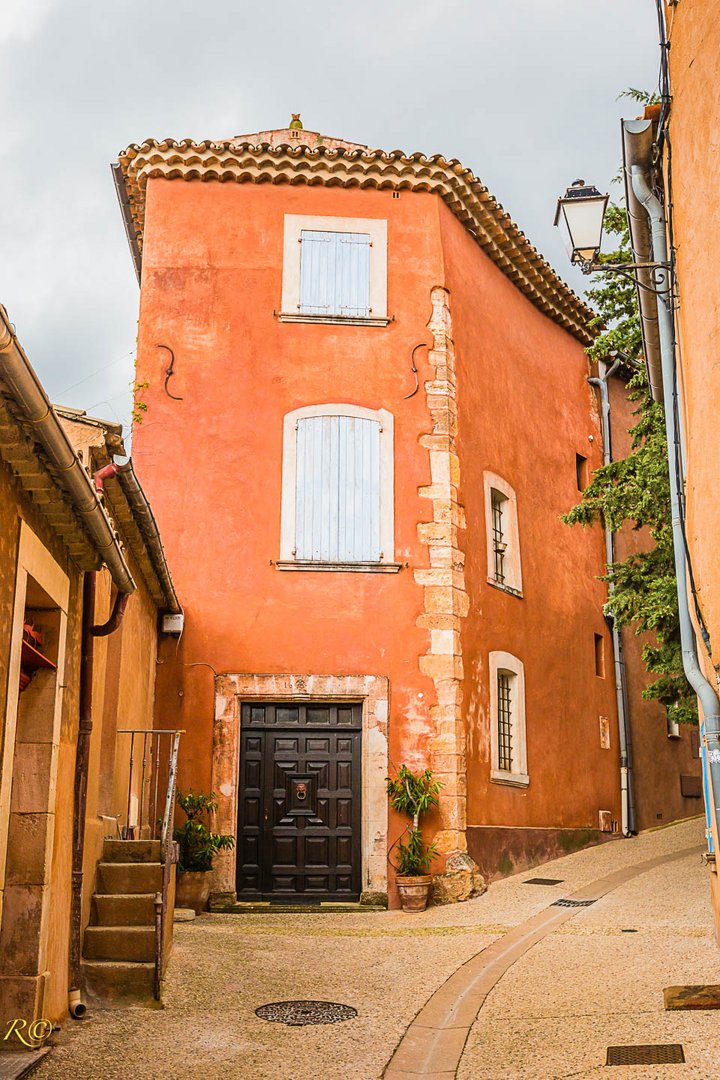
[497,671,513,771]
[491,490,507,584]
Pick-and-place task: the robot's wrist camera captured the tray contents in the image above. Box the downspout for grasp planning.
[630,164,720,856]
[69,470,133,1018]
[588,359,636,836]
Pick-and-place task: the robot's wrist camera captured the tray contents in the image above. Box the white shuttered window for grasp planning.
[299,231,371,318]
[295,415,380,562]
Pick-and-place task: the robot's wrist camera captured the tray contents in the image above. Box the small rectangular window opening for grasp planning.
[576,453,589,491]
[491,489,507,585]
[392,191,400,199]
[594,633,605,678]
[497,671,513,771]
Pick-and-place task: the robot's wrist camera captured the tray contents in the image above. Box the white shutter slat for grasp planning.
[299,231,370,317]
[295,414,380,562]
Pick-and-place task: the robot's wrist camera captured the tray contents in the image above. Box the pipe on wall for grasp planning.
[0,306,136,594]
[630,165,720,856]
[588,360,637,836]
[69,572,131,1017]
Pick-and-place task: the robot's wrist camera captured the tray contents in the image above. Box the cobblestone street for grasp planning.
[35,817,719,1079]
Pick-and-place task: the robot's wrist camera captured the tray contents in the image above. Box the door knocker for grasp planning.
[296,783,308,801]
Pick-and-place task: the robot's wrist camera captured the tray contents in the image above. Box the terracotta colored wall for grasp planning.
[135,181,445,817]
[665,0,720,918]
[134,175,636,890]
[436,201,622,835]
[607,375,701,833]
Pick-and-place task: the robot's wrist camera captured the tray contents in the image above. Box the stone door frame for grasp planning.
[211,673,389,903]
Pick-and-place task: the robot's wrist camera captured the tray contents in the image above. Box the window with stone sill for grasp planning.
[278,404,398,572]
[489,651,528,787]
[280,215,389,326]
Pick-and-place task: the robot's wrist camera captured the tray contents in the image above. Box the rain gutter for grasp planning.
[0,304,136,594]
[628,164,720,857]
[588,359,636,836]
[621,119,664,403]
[115,461,180,613]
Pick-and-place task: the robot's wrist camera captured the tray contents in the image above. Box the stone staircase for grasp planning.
[82,839,162,1006]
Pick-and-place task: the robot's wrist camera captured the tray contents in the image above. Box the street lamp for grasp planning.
[554,180,609,272]
[554,178,671,293]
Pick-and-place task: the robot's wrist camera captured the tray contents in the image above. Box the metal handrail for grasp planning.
[115,727,182,1000]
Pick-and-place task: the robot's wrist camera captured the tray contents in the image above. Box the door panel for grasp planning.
[236,702,362,902]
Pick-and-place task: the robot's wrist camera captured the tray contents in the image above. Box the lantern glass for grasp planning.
[554,181,609,267]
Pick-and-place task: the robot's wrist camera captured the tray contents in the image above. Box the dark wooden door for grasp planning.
[236,702,362,902]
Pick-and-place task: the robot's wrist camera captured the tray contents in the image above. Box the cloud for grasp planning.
[0,0,660,434]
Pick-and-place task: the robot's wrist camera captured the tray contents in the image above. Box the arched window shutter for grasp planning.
[295,415,380,561]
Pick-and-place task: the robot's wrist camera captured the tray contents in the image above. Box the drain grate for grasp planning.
[524,877,564,886]
[551,897,597,908]
[255,1000,357,1027]
[606,1044,685,1066]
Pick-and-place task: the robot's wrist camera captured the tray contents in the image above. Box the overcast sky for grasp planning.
[0,0,659,441]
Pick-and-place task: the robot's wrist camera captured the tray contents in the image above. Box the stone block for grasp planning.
[432,854,486,905]
[0,975,44,1028]
[5,814,52,886]
[416,613,461,631]
[417,522,454,546]
[430,629,459,655]
[419,435,453,452]
[421,586,454,614]
[0,885,45,976]
[9,744,54,815]
[419,655,463,681]
[432,829,466,855]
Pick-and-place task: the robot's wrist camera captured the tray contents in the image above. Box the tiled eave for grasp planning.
[116,137,596,346]
[0,393,102,571]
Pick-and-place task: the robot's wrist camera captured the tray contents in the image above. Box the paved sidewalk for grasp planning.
[35,816,718,1079]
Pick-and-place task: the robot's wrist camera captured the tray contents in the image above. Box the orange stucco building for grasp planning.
[653,3,720,927]
[116,121,700,907]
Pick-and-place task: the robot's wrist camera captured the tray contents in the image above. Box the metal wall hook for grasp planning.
[402,342,428,399]
[156,344,183,400]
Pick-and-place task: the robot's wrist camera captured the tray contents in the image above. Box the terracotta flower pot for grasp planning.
[176,870,210,914]
[396,874,432,912]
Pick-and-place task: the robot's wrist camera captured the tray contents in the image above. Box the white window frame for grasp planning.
[278,403,398,572]
[484,472,522,595]
[280,215,389,326]
[489,651,529,787]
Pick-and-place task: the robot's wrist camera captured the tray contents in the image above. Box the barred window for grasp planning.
[497,671,513,771]
[491,490,507,585]
[489,651,528,787]
[484,473,522,595]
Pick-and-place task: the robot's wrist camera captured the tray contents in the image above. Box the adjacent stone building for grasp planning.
[0,309,179,1032]
[114,120,700,908]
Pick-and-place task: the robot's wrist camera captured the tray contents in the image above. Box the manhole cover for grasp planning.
[552,897,597,908]
[524,878,564,886]
[255,1000,357,1027]
[606,1044,685,1065]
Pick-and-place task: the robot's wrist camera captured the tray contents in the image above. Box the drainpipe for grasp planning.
[630,164,720,856]
[588,359,636,836]
[69,565,132,1017]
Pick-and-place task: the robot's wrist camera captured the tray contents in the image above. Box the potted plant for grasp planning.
[173,790,235,913]
[386,766,442,912]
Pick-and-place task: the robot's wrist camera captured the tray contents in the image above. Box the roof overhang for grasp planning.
[114,132,596,345]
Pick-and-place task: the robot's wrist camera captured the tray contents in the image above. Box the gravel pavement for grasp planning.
[35,815,718,1080]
